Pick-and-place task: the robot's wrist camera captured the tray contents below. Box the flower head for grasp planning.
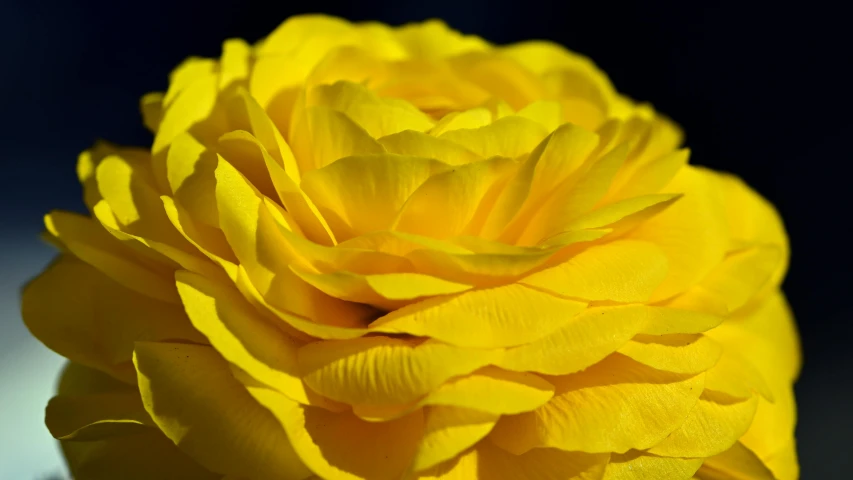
[23,15,799,480]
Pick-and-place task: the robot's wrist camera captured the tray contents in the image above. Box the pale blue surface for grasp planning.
[0,240,69,480]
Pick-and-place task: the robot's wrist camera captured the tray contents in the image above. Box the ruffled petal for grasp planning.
[409,406,499,473]
[617,334,722,374]
[298,337,499,406]
[250,387,424,480]
[413,442,608,480]
[695,442,776,480]
[134,342,311,479]
[22,255,203,381]
[520,240,668,303]
[648,391,758,457]
[371,283,586,348]
[490,354,704,454]
[603,451,702,480]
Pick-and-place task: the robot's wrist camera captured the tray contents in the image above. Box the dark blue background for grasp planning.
[2,1,850,477]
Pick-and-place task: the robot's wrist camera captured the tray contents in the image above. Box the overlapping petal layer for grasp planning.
[23,14,799,480]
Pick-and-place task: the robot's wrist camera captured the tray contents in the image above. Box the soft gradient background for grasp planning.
[1,1,850,478]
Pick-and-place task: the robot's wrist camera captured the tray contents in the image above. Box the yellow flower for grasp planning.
[22,14,799,480]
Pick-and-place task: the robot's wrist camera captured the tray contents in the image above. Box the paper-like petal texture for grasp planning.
[23,13,798,480]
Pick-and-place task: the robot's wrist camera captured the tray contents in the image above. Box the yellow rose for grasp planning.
[22,15,799,480]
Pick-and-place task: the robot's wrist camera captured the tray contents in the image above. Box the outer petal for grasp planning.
[22,255,204,382]
[490,354,704,454]
[61,431,220,480]
[175,270,341,409]
[45,211,178,303]
[134,342,311,479]
[250,387,424,480]
[55,362,217,480]
[46,392,153,440]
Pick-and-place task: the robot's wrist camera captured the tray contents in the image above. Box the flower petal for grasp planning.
[695,442,775,480]
[520,239,668,303]
[394,156,516,239]
[175,270,344,409]
[309,81,434,137]
[603,451,702,480]
[45,211,178,303]
[438,116,549,159]
[290,106,385,172]
[215,158,373,324]
[370,283,586,348]
[61,431,220,480]
[515,142,628,245]
[298,337,499,406]
[409,406,498,473]
[292,268,473,310]
[414,443,609,480]
[648,390,757,457]
[46,392,153,440]
[217,130,336,245]
[234,266,371,340]
[490,354,704,454]
[300,154,447,241]
[22,255,203,381]
[425,367,554,415]
[250,387,424,480]
[378,130,481,165]
[617,334,722,374]
[629,166,728,301]
[134,342,311,479]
